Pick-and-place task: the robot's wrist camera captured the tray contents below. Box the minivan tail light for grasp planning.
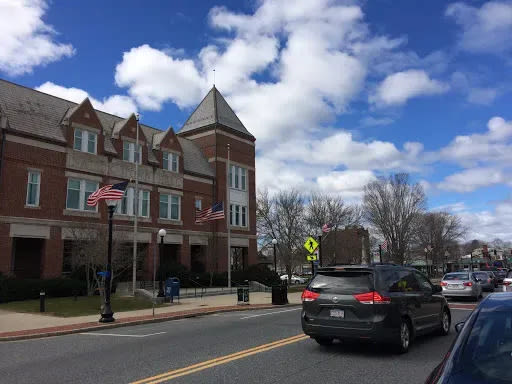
[301,289,320,302]
[440,282,447,286]
[503,281,511,286]
[463,282,473,287]
[353,291,391,304]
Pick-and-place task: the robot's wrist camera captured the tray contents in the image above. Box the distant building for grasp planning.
[0,79,257,279]
[321,226,370,265]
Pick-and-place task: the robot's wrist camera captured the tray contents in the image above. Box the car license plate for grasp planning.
[448,284,462,289]
[330,309,344,318]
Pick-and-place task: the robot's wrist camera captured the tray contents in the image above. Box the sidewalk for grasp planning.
[0,292,302,341]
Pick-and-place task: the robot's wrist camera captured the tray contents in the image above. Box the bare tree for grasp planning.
[257,189,307,278]
[305,192,362,264]
[413,212,466,267]
[363,173,427,265]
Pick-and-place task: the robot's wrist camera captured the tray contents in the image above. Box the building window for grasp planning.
[26,171,41,206]
[117,188,149,217]
[159,193,180,220]
[229,204,248,227]
[123,141,142,164]
[229,165,247,191]
[242,206,247,227]
[66,179,98,211]
[163,151,179,172]
[73,128,97,154]
[195,199,202,211]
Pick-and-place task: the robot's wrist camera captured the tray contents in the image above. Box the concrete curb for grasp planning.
[0,303,301,342]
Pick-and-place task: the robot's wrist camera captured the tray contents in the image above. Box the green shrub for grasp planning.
[0,278,86,303]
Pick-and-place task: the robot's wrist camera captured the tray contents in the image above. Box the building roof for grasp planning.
[0,79,214,177]
[179,86,253,138]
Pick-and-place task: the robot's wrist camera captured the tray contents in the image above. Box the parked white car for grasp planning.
[503,269,512,292]
[280,274,307,284]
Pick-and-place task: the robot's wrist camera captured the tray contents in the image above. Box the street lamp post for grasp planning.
[424,246,432,277]
[157,228,166,297]
[100,201,118,323]
[272,239,278,273]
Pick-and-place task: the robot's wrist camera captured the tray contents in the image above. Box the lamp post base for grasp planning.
[99,304,115,323]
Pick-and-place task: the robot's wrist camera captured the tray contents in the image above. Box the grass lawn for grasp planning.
[287,284,307,293]
[0,295,163,317]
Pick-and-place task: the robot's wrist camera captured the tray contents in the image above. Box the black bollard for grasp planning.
[40,290,46,312]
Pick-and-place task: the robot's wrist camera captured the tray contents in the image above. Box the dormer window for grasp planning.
[163,151,179,172]
[73,128,97,154]
[123,141,142,164]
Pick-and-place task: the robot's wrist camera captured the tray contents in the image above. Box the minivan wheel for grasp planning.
[438,309,450,336]
[314,337,333,346]
[395,320,411,354]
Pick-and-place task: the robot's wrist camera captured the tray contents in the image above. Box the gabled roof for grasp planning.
[179,86,253,138]
[0,79,214,177]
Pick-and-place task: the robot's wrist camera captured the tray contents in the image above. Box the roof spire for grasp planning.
[213,69,216,88]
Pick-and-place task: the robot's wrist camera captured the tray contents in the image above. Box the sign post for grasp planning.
[304,236,319,275]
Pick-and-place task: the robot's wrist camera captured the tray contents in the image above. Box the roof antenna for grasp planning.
[213,69,216,87]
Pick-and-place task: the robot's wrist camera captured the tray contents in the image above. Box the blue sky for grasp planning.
[1,0,512,240]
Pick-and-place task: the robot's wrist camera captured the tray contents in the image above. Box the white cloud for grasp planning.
[371,70,449,107]
[451,71,499,105]
[458,198,512,240]
[36,82,136,117]
[440,116,512,166]
[316,170,376,199]
[360,116,394,127]
[431,202,467,213]
[446,1,512,54]
[0,0,74,75]
[438,167,505,192]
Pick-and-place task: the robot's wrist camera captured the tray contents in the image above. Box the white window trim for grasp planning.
[66,178,98,212]
[163,151,179,173]
[117,187,150,217]
[230,165,247,191]
[229,203,248,228]
[26,171,40,207]
[160,193,181,220]
[123,141,142,164]
[74,128,97,154]
[195,198,202,211]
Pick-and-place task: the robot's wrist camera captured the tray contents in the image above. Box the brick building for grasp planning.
[0,79,256,280]
[321,226,371,266]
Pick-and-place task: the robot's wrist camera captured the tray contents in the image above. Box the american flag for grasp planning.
[195,201,225,223]
[381,240,388,251]
[322,223,333,233]
[87,181,128,207]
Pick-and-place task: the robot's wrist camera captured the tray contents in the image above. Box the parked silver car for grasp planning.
[472,271,495,292]
[441,272,482,301]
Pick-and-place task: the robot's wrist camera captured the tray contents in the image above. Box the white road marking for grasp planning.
[79,331,166,338]
[240,308,301,319]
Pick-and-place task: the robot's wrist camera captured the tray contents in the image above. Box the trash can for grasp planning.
[237,286,250,305]
[165,277,180,303]
[272,285,288,305]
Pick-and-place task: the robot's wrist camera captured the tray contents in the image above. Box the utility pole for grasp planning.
[132,113,140,296]
[379,244,382,263]
[226,144,231,289]
[318,234,322,267]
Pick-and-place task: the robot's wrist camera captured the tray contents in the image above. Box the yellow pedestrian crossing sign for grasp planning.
[304,236,318,254]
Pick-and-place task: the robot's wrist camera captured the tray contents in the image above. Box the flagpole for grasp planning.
[227,144,231,289]
[132,113,140,296]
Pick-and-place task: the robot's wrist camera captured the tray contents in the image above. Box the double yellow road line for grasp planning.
[131,334,308,384]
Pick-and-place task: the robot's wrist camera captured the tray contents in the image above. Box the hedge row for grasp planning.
[157,264,280,288]
[0,276,86,303]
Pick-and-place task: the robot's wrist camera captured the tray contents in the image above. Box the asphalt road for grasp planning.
[0,305,472,384]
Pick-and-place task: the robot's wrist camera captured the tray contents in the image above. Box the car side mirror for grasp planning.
[433,285,442,293]
[455,322,465,333]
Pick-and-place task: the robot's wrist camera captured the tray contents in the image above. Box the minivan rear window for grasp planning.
[309,272,373,294]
